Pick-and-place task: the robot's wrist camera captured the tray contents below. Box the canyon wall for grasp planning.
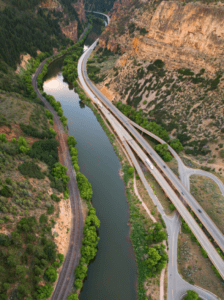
[42,0,87,42]
[72,0,87,23]
[99,0,224,74]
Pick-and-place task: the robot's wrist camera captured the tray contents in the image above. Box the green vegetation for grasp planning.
[66,136,100,298]
[184,290,201,300]
[115,101,183,160]
[0,213,63,299]
[115,101,170,142]
[0,4,70,69]
[18,161,45,179]
[154,144,172,162]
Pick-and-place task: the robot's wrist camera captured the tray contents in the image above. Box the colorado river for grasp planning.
[43,57,137,300]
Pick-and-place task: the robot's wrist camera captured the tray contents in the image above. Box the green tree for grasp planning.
[184,290,199,300]
[74,278,83,290]
[0,134,7,143]
[128,167,134,176]
[37,283,54,300]
[154,144,172,161]
[170,139,183,153]
[45,266,57,282]
[18,136,27,147]
[67,294,79,300]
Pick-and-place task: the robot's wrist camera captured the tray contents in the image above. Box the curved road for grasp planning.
[32,59,83,300]
[79,11,223,300]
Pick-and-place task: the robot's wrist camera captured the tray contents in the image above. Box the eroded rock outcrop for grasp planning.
[99,1,224,74]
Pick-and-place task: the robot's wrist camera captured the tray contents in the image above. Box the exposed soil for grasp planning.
[190,175,224,234]
[178,230,224,299]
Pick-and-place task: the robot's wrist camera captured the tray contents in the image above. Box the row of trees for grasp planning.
[66,136,100,298]
[115,101,184,159]
[67,207,100,299]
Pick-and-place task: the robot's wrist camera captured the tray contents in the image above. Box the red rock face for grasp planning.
[72,0,87,23]
[61,21,78,42]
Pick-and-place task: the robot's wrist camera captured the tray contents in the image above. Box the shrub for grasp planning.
[50,194,61,202]
[47,205,55,215]
[20,123,54,139]
[45,266,57,282]
[0,134,7,143]
[184,290,199,300]
[219,149,224,158]
[67,294,79,300]
[76,172,93,201]
[67,136,77,147]
[29,139,59,168]
[200,247,207,258]
[154,59,165,68]
[169,203,175,211]
[0,185,12,198]
[37,283,54,299]
[18,161,45,179]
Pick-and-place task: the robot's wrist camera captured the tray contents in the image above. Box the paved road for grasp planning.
[79,38,224,252]
[32,59,83,300]
[78,11,223,299]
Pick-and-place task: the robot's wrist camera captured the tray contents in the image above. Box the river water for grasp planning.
[43,57,137,299]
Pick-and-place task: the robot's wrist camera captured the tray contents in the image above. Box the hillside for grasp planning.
[90,0,224,172]
[0,1,88,299]
[0,0,87,69]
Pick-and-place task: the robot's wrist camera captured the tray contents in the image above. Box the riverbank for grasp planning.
[77,81,166,300]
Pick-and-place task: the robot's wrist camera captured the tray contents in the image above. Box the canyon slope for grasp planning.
[92,0,224,169]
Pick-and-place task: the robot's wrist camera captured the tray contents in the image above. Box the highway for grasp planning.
[81,45,224,254]
[78,11,224,299]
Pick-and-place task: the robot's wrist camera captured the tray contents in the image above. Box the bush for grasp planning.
[0,185,12,198]
[45,266,57,282]
[67,136,77,147]
[20,123,54,139]
[200,247,207,258]
[18,161,45,179]
[47,205,55,215]
[76,172,93,201]
[29,139,59,169]
[67,294,79,300]
[0,134,7,143]
[154,59,165,68]
[51,194,61,202]
[154,144,172,161]
[169,203,175,211]
[219,149,224,158]
[184,290,199,300]
[37,283,54,299]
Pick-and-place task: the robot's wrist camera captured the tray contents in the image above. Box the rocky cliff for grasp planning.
[61,20,79,42]
[99,0,224,74]
[41,0,87,42]
[41,0,63,10]
[72,0,87,23]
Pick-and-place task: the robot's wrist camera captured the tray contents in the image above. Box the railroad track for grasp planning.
[32,60,83,300]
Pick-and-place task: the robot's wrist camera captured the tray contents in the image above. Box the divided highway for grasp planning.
[78,10,224,291]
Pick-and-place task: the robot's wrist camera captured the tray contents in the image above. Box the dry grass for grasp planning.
[190,175,224,234]
[0,91,49,129]
[178,230,224,299]
[144,273,160,300]
[166,158,179,178]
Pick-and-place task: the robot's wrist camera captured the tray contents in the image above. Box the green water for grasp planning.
[43,58,137,300]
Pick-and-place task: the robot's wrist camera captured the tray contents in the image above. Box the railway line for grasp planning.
[32,60,83,300]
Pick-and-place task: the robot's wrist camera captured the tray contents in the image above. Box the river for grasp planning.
[43,56,137,299]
